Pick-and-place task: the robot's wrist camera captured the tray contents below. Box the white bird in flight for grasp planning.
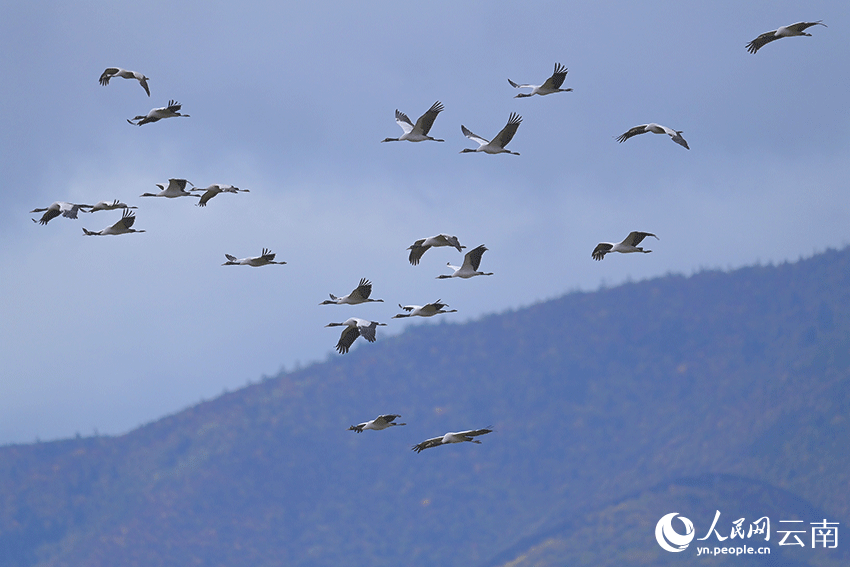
[746,21,826,54]
[86,200,138,212]
[393,300,457,318]
[407,234,465,266]
[320,278,383,305]
[140,179,197,198]
[460,113,522,155]
[99,67,150,96]
[195,184,250,207]
[82,210,145,236]
[508,62,572,97]
[31,202,91,224]
[616,123,689,149]
[221,248,286,267]
[127,100,189,126]
[349,414,406,433]
[592,231,658,261]
[382,101,445,143]
[412,428,493,453]
[437,245,493,279]
[325,318,387,354]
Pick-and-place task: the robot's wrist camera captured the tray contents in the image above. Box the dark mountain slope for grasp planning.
[1,247,848,567]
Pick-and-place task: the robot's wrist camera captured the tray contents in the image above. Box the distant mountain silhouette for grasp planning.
[1,248,848,567]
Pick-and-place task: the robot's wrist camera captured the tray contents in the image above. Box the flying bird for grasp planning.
[320,278,384,305]
[508,62,572,97]
[382,101,445,143]
[140,179,197,198]
[437,245,493,279]
[407,234,465,266]
[82,209,145,236]
[393,300,457,318]
[616,123,689,149]
[460,113,522,155]
[592,231,658,261]
[194,184,250,207]
[99,67,150,96]
[86,200,137,212]
[349,414,406,433]
[127,100,189,125]
[221,248,286,267]
[746,21,826,54]
[325,318,387,354]
[412,428,493,453]
[31,202,91,224]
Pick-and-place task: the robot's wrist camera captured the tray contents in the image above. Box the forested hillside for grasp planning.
[1,248,848,567]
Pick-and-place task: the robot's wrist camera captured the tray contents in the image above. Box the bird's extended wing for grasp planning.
[412,436,444,453]
[394,110,414,134]
[463,245,487,272]
[592,242,613,261]
[616,125,648,143]
[542,63,568,89]
[412,101,444,135]
[461,125,489,147]
[493,113,522,148]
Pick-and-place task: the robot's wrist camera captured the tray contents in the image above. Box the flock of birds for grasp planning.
[31,19,826,453]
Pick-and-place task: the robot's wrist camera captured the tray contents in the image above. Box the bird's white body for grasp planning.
[99,67,150,96]
[393,301,457,318]
[412,428,493,453]
[82,209,145,236]
[382,101,445,142]
[141,179,197,198]
[326,318,387,354]
[222,248,286,267]
[349,414,406,433]
[592,231,658,261]
[127,100,189,125]
[87,200,137,212]
[616,123,689,149]
[461,113,522,155]
[508,63,572,97]
[195,184,249,207]
[437,245,493,279]
[407,234,465,265]
[31,202,91,224]
[320,278,383,305]
[746,21,826,53]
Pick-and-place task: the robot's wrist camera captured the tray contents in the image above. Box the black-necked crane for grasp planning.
[141,179,196,198]
[412,428,493,453]
[99,67,150,96]
[127,100,189,125]
[382,101,445,143]
[195,184,249,207]
[326,318,387,354]
[437,244,493,279]
[31,202,91,224]
[82,210,145,236]
[460,113,522,155]
[87,200,138,212]
[349,414,406,433]
[393,300,457,318]
[320,278,383,305]
[746,21,826,54]
[407,234,465,266]
[592,231,658,261]
[221,248,286,267]
[508,62,572,97]
[616,123,689,150]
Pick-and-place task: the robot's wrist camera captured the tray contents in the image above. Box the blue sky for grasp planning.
[1,0,848,445]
